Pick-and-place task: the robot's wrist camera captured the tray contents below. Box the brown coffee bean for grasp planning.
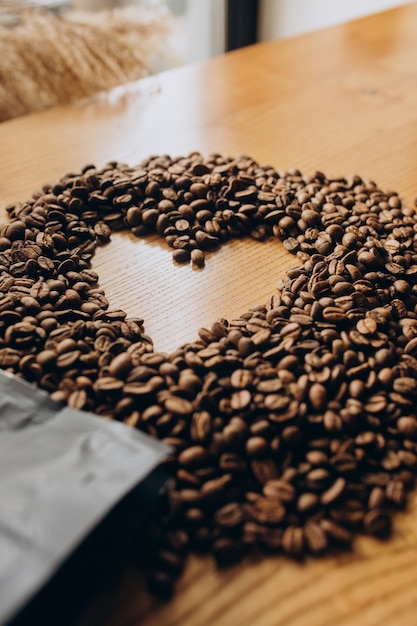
[230,368,253,389]
[263,479,296,502]
[393,377,416,395]
[172,248,191,264]
[297,492,319,513]
[201,474,233,499]
[368,486,386,510]
[214,502,244,529]
[363,508,391,538]
[330,454,357,474]
[67,388,88,410]
[306,467,330,486]
[4,152,417,598]
[250,496,286,526]
[397,416,417,438]
[191,248,205,268]
[251,459,279,484]
[164,396,194,415]
[94,377,125,393]
[385,480,406,507]
[107,352,132,378]
[56,350,81,369]
[282,526,305,558]
[322,306,346,322]
[223,417,248,448]
[306,450,328,465]
[323,410,343,433]
[356,317,377,335]
[230,389,252,410]
[178,446,209,468]
[397,450,417,469]
[190,411,212,443]
[308,383,327,411]
[304,521,328,554]
[319,518,352,545]
[320,477,346,505]
[245,436,269,457]
[219,452,247,473]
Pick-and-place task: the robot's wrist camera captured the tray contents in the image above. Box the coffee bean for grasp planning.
[262,479,295,502]
[230,389,252,410]
[397,416,417,438]
[3,152,417,598]
[319,518,352,545]
[107,352,132,378]
[191,248,205,268]
[251,459,279,484]
[245,436,268,457]
[172,248,190,264]
[214,502,244,529]
[297,492,319,513]
[385,480,406,507]
[308,383,327,411]
[320,477,346,505]
[178,446,209,468]
[281,526,305,558]
[304,521,328,554]
[363,508,391,538]
[249,496,286,526]
[164,396,194,415]
[368,486,386,510]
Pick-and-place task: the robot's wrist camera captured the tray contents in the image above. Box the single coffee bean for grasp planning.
[304,521,328,554]
[245,436,269,458]
[363,508,391,538]
[191,248,205,268]
[297,492,319,513]
[178,446,210,468]
[263,479,296,503]
[281,526,305,558]
[319,518,352,545]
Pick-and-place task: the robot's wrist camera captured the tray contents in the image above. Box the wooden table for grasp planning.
[2,4,417,625]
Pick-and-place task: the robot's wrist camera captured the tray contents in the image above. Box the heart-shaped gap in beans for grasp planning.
[93,231,294,353]
[1,151,417,601]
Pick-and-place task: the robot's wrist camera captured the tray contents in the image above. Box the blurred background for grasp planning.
[0,0,414,122]
[8,0,417,66]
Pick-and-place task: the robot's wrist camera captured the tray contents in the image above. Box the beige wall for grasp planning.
[258,0,415,41]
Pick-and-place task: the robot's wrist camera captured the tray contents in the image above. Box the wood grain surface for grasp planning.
[1,4,417,625]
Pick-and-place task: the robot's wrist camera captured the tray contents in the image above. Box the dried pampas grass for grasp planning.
[0,3,172,122]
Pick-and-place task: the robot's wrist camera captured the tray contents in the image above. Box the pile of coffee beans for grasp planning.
[1,151,417,598]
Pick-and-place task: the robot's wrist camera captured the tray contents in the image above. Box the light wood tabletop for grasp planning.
[2,3,417,625]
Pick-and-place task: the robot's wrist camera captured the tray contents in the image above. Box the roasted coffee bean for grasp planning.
[2,151,417,599]
[191,248,205,268]
[245,436,269,458]
[281,526,305,558]
[297,492,319,513]
[363,508,391,538]
[214,502,244,529]
[319,518,352,545]
[304,521,328,554]
[178,446,209,468]
[249,496,286,525]
[263,479,296,502]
